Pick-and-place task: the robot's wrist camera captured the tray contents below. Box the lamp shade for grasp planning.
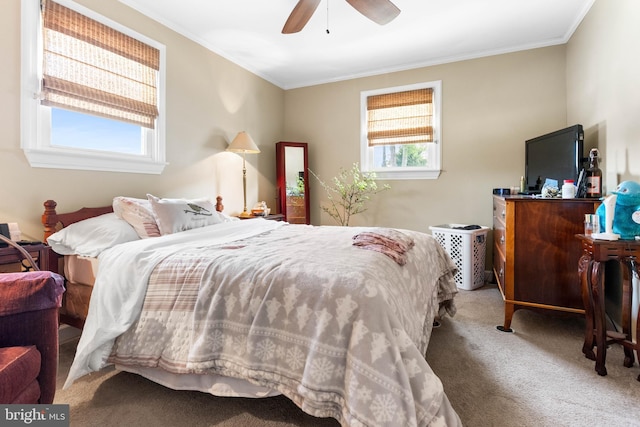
[226,131,260,154]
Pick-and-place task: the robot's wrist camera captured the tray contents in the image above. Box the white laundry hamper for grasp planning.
[429,224,489,290]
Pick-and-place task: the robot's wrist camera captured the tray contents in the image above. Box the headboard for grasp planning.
[42,200,112,241]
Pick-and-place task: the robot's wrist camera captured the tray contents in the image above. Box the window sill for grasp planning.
[23,148,167,174]
[365,169,442,180]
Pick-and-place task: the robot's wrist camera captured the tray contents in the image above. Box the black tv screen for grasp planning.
[525,124,584,193]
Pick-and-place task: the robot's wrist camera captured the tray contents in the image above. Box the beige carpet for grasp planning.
[55,284,640,426]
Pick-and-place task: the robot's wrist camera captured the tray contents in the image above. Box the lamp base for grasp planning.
[238,211,253,219]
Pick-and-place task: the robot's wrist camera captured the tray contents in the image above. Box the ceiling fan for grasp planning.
[282,0,401,34]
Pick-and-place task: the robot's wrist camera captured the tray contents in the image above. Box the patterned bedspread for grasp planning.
[65,220,459,426]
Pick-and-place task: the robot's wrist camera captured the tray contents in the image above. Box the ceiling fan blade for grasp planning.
[346,0,400,25]
[282,0,322,34]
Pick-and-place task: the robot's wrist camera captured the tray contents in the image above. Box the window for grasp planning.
[21,0,166,174]
[360,81,441,179]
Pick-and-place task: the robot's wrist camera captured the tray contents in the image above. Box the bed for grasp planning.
[42,195,461,427]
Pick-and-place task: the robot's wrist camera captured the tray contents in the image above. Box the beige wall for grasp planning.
[566,0,640,191]
[567,0,640,322]
[0,0,284,240]
[284,47,568,232]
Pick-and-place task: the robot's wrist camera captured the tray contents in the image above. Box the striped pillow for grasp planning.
[112,197,161,239]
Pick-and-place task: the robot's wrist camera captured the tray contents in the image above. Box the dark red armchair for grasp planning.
[0,271,65,404]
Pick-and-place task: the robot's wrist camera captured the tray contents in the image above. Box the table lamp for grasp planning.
[226,131,260,218]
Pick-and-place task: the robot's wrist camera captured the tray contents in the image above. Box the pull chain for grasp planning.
[326,0,330,34]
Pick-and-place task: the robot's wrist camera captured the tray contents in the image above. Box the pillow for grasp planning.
[47,213,139,257]
[113,196,161,238]
[147,194,228,235]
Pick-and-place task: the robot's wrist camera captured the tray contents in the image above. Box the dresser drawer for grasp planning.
[493,197,506,226]
[493,196,507,267]
[493,249,506,294]
[494,227,506,258]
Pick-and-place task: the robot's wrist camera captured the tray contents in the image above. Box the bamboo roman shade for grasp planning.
[41,0,159,128]
[366,88,434,146]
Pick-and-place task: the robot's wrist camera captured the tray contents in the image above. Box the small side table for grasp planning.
[576,234,640,377]
[237,214,285,221]
[0,243,51,272]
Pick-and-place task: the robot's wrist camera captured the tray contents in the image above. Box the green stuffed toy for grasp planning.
[596,181,640,240]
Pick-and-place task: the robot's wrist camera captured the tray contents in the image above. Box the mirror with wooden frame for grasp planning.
[276,142,309,224]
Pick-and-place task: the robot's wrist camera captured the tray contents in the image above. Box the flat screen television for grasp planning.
[525,124,584,193]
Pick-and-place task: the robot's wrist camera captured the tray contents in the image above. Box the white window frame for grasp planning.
[20,0,167,174]
[360,81,442,180]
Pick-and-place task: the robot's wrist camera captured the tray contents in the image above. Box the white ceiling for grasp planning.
[118,0,594,89]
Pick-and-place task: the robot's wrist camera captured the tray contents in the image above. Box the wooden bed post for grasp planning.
[215,196,224,213]
[42,200,59,241]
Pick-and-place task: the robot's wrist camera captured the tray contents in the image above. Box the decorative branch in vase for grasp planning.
[309,163,390,226]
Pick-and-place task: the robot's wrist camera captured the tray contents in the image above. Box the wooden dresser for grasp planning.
[493,196,600,331]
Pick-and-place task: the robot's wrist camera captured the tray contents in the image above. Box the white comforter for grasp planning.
[65,219,285,386]
[64,220,461,426]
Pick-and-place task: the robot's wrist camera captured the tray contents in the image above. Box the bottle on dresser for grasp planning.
[585,148,602,198]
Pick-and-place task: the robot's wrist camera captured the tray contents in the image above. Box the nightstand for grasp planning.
[263,214,285,221]
[0,243,50,272]
[237,214,285,221]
